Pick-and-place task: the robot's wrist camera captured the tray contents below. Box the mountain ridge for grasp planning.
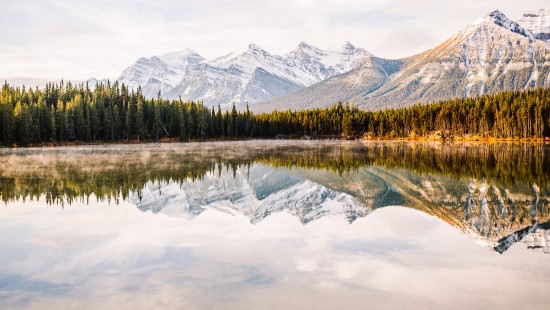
[118,41,373,108]
[256,9,550,112]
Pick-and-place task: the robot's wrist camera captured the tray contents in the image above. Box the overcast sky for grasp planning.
[0,0,547,80]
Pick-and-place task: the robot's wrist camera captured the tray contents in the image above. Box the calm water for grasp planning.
[0,140,549,309]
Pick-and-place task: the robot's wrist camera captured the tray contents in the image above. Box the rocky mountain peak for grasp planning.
[487,9,506,20]
[115,9,550,111]
[297,41,313,49]
[135,56,163,65]
[158,49,205,67]
[485,9,532,38]
[247,43,268,54]
[326,41,355,53]
[287,41,324,57]
[340,41,356,51]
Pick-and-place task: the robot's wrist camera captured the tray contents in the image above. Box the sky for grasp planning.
[0,0,548,81]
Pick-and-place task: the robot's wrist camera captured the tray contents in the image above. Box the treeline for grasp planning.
[0,81,254,145]
[1,81,549,145]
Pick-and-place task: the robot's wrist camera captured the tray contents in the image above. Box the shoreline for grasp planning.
[2,136,550,148]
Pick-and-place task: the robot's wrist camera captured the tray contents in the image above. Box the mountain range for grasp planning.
[117,41,371,109]
[258,9,550,111]
[114,9,550,111]
[5,9,549,111]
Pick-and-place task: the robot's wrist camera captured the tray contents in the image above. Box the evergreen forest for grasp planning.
[1,80,549,146]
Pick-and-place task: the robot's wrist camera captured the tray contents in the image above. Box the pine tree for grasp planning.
[231,103,238,137]
[151,101,162,141]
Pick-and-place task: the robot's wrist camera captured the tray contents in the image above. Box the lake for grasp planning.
[0,140,549,309]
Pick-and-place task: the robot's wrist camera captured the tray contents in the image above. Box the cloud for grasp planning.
[381,27,440,57]
[0,0,548,80]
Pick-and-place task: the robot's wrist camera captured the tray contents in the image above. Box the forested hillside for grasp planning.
[0,80,549,146]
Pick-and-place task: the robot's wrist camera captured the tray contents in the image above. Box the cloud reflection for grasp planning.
[1,202,550,309]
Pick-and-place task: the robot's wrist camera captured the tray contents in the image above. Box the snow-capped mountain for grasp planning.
[357,164,550,254]
[255,57,402,112]
[361,9,550,108]
[161,44,314,107]
[117,42,373,108]
[519,8,550,43]
[115,9,550,111]
[285,41,372,81]
[522,227,550,254]
[494,221,550,254]
[256,9,550,112]
[118,49,205,98]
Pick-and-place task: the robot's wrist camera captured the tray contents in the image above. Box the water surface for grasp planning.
[0,141,549,309]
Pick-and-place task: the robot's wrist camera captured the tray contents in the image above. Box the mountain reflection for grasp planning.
[0,141,549,253]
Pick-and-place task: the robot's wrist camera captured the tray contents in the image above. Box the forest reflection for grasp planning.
[0,141,548,205]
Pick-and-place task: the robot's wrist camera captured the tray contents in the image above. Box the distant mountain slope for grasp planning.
[117,49,206,98]
[253,57,402,112]
[257,10,550,112]
[359,10,550,109]
[113,9,550,112]
[117,42,372,108]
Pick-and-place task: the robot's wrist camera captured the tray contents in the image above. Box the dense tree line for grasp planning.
[1,80,549,146]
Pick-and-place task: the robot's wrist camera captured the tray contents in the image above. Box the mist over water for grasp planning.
[1,140,549,309]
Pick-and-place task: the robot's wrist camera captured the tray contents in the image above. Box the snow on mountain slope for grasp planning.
[127,160,550,253]
[357,10,550,109]
[519,8,550,43]
[163,44,315,106]
[253,179,367,224]
[261,9,550,112]
[207,44,318,86]
[285,41,372,81]
[522,227,550,253]
[117,42,373,108]
[252,56,402,112]
[115,9,550,112]
[360,165,550,254]
[117,49,205,98]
